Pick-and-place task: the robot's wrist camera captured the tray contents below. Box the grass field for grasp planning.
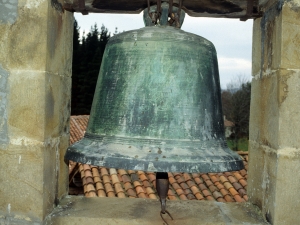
[226,138,248,152]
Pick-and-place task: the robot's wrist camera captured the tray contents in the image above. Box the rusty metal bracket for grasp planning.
[78,0,89,15]
[240,0,253,21]
[240,0,262,21]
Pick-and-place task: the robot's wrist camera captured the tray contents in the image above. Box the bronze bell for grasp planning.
[65,3,244,174]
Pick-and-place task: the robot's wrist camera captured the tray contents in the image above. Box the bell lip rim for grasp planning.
[65,139,245,173]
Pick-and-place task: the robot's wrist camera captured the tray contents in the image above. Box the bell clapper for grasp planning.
[156,172,173,225]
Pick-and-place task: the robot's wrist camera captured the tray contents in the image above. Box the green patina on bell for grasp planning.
[65,3,244,173]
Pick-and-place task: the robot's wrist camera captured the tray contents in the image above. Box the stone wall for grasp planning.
[248,0,300,224]
[0,0,73,223]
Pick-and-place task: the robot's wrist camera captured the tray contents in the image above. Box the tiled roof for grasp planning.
[224,119,234,127]
[69,115,248,203]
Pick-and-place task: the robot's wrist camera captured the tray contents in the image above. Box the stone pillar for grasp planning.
[0,0,73,223]
[248,0,300,224]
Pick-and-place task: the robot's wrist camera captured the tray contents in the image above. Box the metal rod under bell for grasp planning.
[156,172,173,225]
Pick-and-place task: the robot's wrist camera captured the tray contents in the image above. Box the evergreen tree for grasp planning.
[71,22,111,115]
[71,20,82,115]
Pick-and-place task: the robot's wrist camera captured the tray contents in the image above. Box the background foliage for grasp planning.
[71,21,111,115]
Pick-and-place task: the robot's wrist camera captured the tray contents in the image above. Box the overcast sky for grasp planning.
[74,13,253,89]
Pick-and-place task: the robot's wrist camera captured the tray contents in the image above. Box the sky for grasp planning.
[74,13,253,89]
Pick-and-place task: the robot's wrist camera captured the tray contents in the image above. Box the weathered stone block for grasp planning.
[249,73,279,149]
[252,18,262,77]
[46,197,268,225]
[278,70,300,148]
[57,133,70,200]
[46,10,73,77]
[0,144,44,221]
[281,3,300,70]
[274,148,300,224]
[248,144,278,224]
[247,141,264,208]
[4,1,49,71]
[8,70,46,142]
[44,72,71,139]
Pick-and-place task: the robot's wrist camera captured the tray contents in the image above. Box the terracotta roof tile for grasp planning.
[176,176,185,184]
[186,193,196,200]
[238,188,247,196]
[142,180,151,187]
[240,169,247,177]
[220,188,230,196]
[183,173,192,181]
[239,179,247,187]
[204,179,213,187]
[117,192,126,198]
[149,193,158,199]
[93,175,102,184]
[201,174,210,181]
[100,167,109,177]
[68,115,250,203]
[198,184,208,191]
[169,176,176,184]
[124,182,134,191]
[202,189,211,197]
[114,183,124,194]
[147,173,156,183]
[121,174,131,183]
[102,175,111,184]
[127,189,137,198]
[233,182,243,191]
[97,189,106,197]
[146,187,155,195]
[135,186,144,194]
[209,174,219,183]
[85,177,94,184]
[186,180,196,188]
[132,180,140,187]
[224,195,235,202]
[180,182,189,190]
[195,192,204,200]
[107,192,116,198]
[91,167,100,177]
[229,187,239,196]
[168,195,178,200]
[190,186,200,195]
[208,185,217,193]
[179,194,188,200]
[175,188,185,196]
[192,173,199,178]
[194,177,203,185]
[171,182,181,191]
[118,169,127,176]
[139,173,148,182]
[206,196,215,201]
[216,197,226,202]
[212,191,223,200]
[215,181,224,190]
[233,194,245,202]
[138,192,147,198]
[223,181,233,190]
[95,182,104,191]
[183,188,193,196]
[104,183,114,194]
[111,174,119,185]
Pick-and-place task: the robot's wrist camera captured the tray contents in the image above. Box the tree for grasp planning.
[221,75,251,151]
[71,22,111,115]
[71,20,82,115]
